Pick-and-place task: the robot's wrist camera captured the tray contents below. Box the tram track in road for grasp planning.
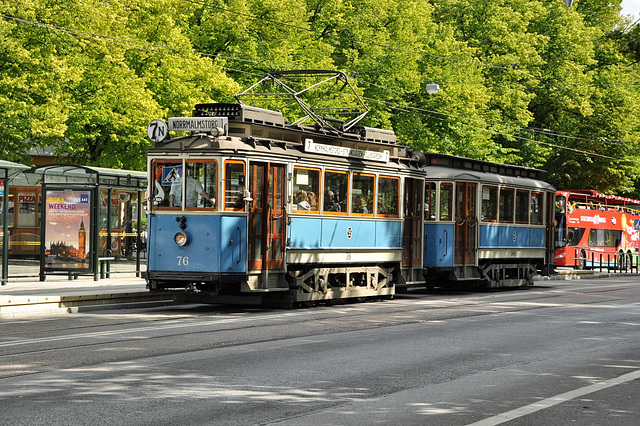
[2,279,636,353]
[1,277,639,424]
[2,277,638,380]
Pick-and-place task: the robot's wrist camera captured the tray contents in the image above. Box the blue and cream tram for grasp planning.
[144,71,555,305]
[145,71,430,304]
[421,154,556,288]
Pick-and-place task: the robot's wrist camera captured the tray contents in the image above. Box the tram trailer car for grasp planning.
[145,102,426,305]
[419,154,556,288]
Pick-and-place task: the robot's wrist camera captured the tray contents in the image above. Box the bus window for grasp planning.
[567,227,586,246]
[293,167,320,213]
[588,229,622,247]
[499,188,514,223]
[425,182,436,220]
[224,161,245,211]
[378,176,399,217]
[323,170,348,214]
[440,183,453,221]
[352,173,375,215]
[515,190,529,223]
[481,186,498,221]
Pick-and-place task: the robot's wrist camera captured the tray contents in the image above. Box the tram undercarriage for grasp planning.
[478,261,538,288]
[422,259,539,289]
[146,263,396,306]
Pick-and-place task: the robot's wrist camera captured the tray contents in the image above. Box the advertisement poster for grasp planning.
[44,190,91,270]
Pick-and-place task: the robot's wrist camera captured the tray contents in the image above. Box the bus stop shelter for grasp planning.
[1,160,31,285]
[29,164,147,281]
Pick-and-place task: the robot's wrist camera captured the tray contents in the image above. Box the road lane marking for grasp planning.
[468,368,640,425]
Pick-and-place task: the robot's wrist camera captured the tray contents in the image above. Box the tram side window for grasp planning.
[531,192,543,224]
[293,167,320,213]
[324,170,348,214]
[378,177,399,217]
[440,183,453,221]
[425,182,436,220]
[352,173,375,215]
[481,186,498,221]
[151,161,181,209]
[183,161,217,209]
[515,190,529,223]
[225,161,245,211]
[499,188,514,223]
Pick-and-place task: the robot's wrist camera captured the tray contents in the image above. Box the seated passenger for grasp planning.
[354,195,369,214]
[308,192,318,210]
[325,190,340,212]
[296,189,311,210]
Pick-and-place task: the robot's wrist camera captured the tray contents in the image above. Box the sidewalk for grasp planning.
[1,260,175,319]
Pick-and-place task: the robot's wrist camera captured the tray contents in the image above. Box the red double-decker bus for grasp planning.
[554,190,640,269]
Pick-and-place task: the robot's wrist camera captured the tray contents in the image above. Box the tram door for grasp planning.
[454,182,477,268]
[402,178,423,268]
[248,162,286,274]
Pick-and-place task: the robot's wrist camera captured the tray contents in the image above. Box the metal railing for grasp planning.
[574,249,639,273]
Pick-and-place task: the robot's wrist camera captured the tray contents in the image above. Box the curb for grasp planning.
[0,292,175,319]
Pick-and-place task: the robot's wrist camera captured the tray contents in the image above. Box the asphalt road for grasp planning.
[1,277,639,425]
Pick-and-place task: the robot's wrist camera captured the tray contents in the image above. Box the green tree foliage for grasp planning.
[1,0,638,196]
[0,0,238,169]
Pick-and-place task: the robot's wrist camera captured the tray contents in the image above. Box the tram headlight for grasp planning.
[174,231,189,247]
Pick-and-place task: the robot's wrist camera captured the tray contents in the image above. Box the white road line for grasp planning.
[468,369,640,425]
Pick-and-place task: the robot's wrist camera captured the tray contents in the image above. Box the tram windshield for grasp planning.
[151,160,217,210]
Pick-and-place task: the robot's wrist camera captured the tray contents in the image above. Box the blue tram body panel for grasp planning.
[479,225,545,249]
[424,223,454,267]
[375,220,403,248]
[148,214,247,273]
[288,217,402,250]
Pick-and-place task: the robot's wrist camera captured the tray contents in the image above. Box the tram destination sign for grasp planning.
[305,139,390,163]
[168,117,228,134]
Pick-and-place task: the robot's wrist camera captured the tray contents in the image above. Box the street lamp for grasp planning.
[426,83,440,94]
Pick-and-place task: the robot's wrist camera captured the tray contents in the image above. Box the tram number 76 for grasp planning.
[177,256,189,266]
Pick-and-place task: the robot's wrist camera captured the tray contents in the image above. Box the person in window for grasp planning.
[354,195,369,214]
[308,192,318,210]
[170,176,214,207]
[296,189,311,210]
[325,190,340,212]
